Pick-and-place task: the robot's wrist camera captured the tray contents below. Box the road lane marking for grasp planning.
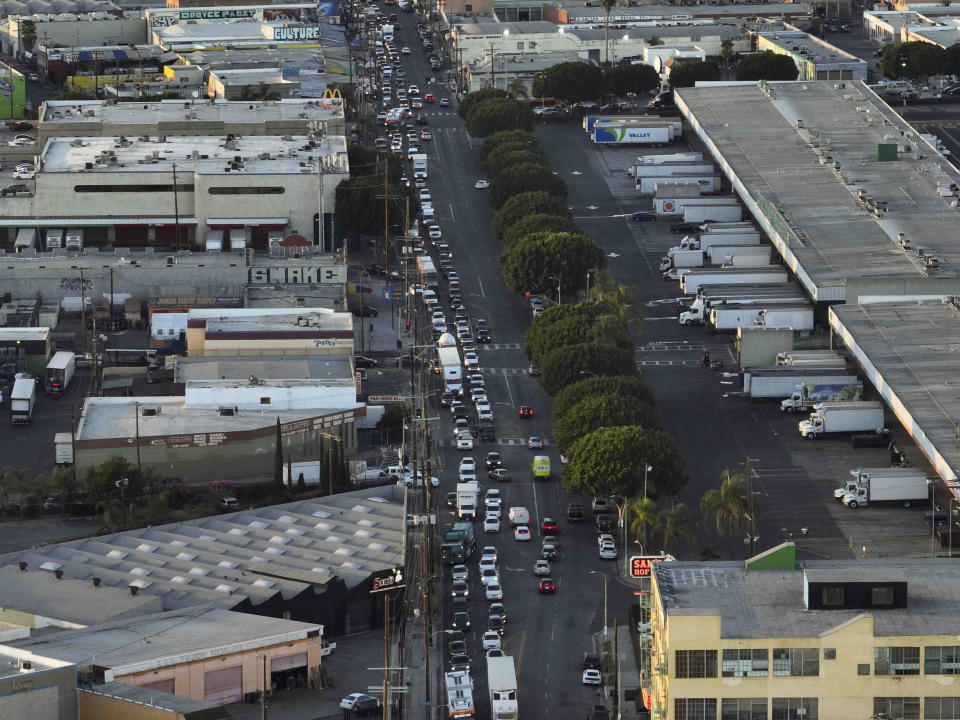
[478,277,485,298]
[449,202,455,222]
[504,374,515,407]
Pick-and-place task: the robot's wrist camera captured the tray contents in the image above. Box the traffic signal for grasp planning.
[405,320,411,330]
[525,291,530,298]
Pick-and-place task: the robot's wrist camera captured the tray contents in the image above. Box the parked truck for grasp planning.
[707,244,767,264]
[780,380,863,411]
[672,232,763,253]
[683,203,742,223]
[681,267,789,295]
[445,671,475,719]
[708,304,763,330]
[834,467,928,502]
[798,401,885,440]
[841,474,929,509]
[456,482,479,519]
[437,333,463,395]
[659,249,704,271]
[487,656,519,720]
[54,432,74,465]
[777,350,844,366]
[638,152,703,165]
[45,351,76,397]
[756,306,815,331]
[593,125,673,145]
[442,521,476,564]
[721,253,773,268]
[742,369,860,399]
[640,174,719,195]
[679,288,806,325]
[10,377,36,424]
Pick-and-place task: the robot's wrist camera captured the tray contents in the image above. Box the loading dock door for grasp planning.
[203,665,242,704]
[141,678,175,694]
[271,653,307,673]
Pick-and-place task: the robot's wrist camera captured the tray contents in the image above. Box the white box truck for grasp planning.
[638,152,703,165]
[741,369,860,400]
[672,233,762,254]
[54,432,74,465]
[780,379,863,411]
[709,303,763,330]
[641,174,719,195]
[444,671,474,719]
[45,351,76,396]
[659,249,704,271]
[437,346,462,395]
[834,467,928,502]
[488,656,519,720]
[707,244,766,264]
[841,474,929,509]
[411,153,428,179]
[679,288,806,325]
[456,482,478,519]
[777,350,844,365]
[721,253,773,268]
[681,268,789,295]
[798,401,885,440]
[684,203,742,223]
[757,306,814,331]
[10,377,36,424]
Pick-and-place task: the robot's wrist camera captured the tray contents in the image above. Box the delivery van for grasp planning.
[532,455,551,480]
[508,506,530,526]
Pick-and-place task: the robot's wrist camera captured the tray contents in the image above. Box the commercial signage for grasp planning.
[368,395,407,402]
[630,555,666,578]
[382,285,404,303]
[181,8,257,20]
[370,567,405,594]
[274,25,321,41]
[248,266,347,285]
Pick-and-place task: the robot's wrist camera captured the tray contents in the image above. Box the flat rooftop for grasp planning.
[677,81,960,302]
[80,681,227,717]
[76,396,363,441]
[174,355,355,384]
[757,30,866,64]
[41,134,348,175]
[907,24,960,45]
[178,46,326,68]
[557,2,808,19]
[203,311,353,335]
[830,300,960,486]
[0,248,338,263]
[41,98,343,125]
[656,558,960,638]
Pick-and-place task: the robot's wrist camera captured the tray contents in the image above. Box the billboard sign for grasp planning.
[630,555,666,578]
[370,567,405,594]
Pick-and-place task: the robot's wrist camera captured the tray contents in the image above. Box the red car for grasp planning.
[424,94,436,103]
[420,129,433,141]
[538,578,556,594]
[518,406,533,418]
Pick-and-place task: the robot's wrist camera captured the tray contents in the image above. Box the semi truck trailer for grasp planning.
[742,369,860,399]
[798,401,885,440]
[681,267,789,295]
[683,203,742,223]
[679,288,806,325]
[721,253,773,268]
[780,380,863,411]
[660,249,704,271]
[707,244,767,264]
[10,377,36,424]
[756,306,815,331]
[673,233,763,253]
[709,303,813,331]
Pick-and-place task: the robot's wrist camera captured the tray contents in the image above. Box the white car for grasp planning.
[459,457,475,473]
[408,83,419,94]
[663,267,690,282]
[463,352,479,367]
[420,188,432,201]
[459,468,477,482]
[340,693,379,711]
[599,543,617,560]
[482,631,502,651]
[7,136,35,146]
[457,434,474,450]
[428,225,442,240]
[452,564,469,581]
[481,547,498,564]
[12,170,35,180]
[481,566,499,586]
[597,533,615,548]
[485,489,501,505]
[582,669,602,686]
[479,556,497,572]
[472,389,488,405]
[475,179,490,189]
[514,525,531,541]
[485,582,503,600]
[534,559,551,576]
[476,402,493,421]
[484,516,500,533]
[487,648,505,658]
[402,46,411,54]
[487,500,501,518]
[422,290,438,306]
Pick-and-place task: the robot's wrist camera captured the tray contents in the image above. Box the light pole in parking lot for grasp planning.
[547,276,561,305]
[590,570,609,636]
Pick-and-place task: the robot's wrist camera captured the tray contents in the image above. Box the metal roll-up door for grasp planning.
[271,652,307,673]
[203,665,242,704]
[141,678,175,694]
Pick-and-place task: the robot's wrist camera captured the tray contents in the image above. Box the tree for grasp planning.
[719,39,735,68]
[506,78,529,99]
[492,191,571,240]
[604,63,660,96]
[334,151,416,237]
[296,473,307,493]
[503,213,581,249]
[479,130,537,161]
[647,35,663,47]
[485,150,549,182]
[46,465,78,509]
[947,42,960,75]
[539,342,635,396]
[553,392,658,450]
[563,426,687,498]
[553,375,657,419]
[532,62,606,104]
[274,417,284,496]
[700,469,753,540]
[629,497,659,551]
[83,457,143,500]
[458,87,509,119]
[491,162,567,208]
[19,20,36,53]
[658,502,693,553]
[668,60,721,88]
[880,41,948,80]
[526,299,628,364]
[501,231,604,299]
[735,52,799,81]
[464,97,535,138]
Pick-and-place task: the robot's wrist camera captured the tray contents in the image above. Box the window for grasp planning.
[74,184,194,193]
[722,649,768,677]
[772,648,819,677]
[772,699,818,720]
[824,648,836,660]
[858,664,871,676]
[208,186,285,195]
[721,698,767,720]
[926,697,960,719]
[926,647,960,675]
[676,699,717,720]
[260,397,271,405]
[464,3,471,9]
[676,650,718,679]
[872,585,894,606]
[529,41,537,49]
[821,586,843,606]
[876,647,921,676]
[874,697,920,720]
[516,42,523,50]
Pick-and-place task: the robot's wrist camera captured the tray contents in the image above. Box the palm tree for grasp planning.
[629,496,659,552]
[601,0,617,66]
[506,77,528,99]
[700,470,757,540]
[719,39,735,79]
[657,502,693,553]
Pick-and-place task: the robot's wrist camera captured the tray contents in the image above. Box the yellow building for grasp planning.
[648,543,960,720]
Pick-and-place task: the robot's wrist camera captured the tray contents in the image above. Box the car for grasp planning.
[489,468,512,482]
[582,669,603,686]
[518,406,534,418]
[446,492,457,508]
[482,630,502,651]
[5,121,32,131]
[7,137,35,146]
[417,114,428,125]
[475,179,490,189]
[484,516,500,533]
[527,364,540,377]
[424,93,436,103]
[420,129,433,141]
[481,566,499,586]
[352,306,378,318]
[420,188,432,201]
[534,559,551,576]
[451,611,471,630]
[541,517,558,535]
[411,97,423,108]
[527,437,544,450]
[582,653,603,671]
[488,602,507,622]
[597,533,615,547]
[354,355,378,368]
[459,457,475,472]
[476,328,491,343]
[340,693,380,715]
[538,578,557,594]
[541,543,558,561]
[480,546,498,563]
[477,404,493,421]
[487,648,505,658]
[471,388,488,405]
[485,582,503,600]
[451,579,470,599]
[567,503,584,521]
[448,640,467,658]
[439,98,450,107]
[457,434,474,450]
[599,543,617,560]
[428,225,442,240]
[468,372,484,386]
[463,352,479,367]
[514,525,531,541]
[401,46,411,54]
[485,487,502,504]
[487,501,502,519]
[451,564,468,581]
[670,222,700,233]
[631,211,656,221]
[12,170,35,180]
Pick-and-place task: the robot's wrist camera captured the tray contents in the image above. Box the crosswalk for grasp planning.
[479,342,524,351]
[479,367,526,376]
[636,360,696,367]
[438,437,551,447]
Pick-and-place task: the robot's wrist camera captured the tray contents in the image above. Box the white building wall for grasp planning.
[6,18,148,56]
[185,383,358,409]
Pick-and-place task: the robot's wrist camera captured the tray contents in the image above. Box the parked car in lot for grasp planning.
[582,669,602,686]
[340,693,380,716]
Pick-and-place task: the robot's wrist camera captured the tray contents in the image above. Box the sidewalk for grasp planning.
[591,624,643,720]
[402,611,444,720]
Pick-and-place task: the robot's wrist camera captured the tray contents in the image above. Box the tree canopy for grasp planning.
[605,63,660,95]
[464,97,535,138]
[539,341,635,395]
[479,130,538,160]
[493,191,571,240]
[503,213,581,249]
[526,299,626,364]
[668,60,721,88]
[485,150,549,181]
[501,231,605,299]
[335,145,416,236]
[491,162,567,208]
[458,87,509,119]
[563,426,687,498]
[734,51,799,81]
[880,41,948,79]
[553,391,659,450]
[532,62,606,103]
[552,374,657,419]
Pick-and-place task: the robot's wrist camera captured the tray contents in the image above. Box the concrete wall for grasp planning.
[0,664,77,720]
[4,18,147,56]
[845,276,960,304]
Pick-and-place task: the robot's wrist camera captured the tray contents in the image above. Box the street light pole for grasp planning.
[590,570,608,636]
[548,275,561,305]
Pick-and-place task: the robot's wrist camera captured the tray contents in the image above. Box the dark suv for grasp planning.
[567,503,584,521]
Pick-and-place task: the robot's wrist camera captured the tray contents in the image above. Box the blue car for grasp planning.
[631,211,656,221]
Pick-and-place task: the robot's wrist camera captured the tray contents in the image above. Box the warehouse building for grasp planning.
[0,649,76,720]
[0,132,348,251]
[676,81,960,303]
[184,308,353,356]
[0,12,147,58]
[0,487,406,636]
[755,30,868,81]
[649,543,960,720]
[38,97,345,144]
[0,327,51,374]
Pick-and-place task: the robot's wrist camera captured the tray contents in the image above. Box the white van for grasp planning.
[508,506,530,526]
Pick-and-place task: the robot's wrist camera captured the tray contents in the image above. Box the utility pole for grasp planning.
[382,594,390,720]
[172,162,182,252]
[383,158,390,278]
[134,400,142,475]
[261,654,269,720]
[746,456,756,558]
[488,42,495,89]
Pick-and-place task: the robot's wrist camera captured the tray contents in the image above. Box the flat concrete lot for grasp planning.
[536,122,941,560]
